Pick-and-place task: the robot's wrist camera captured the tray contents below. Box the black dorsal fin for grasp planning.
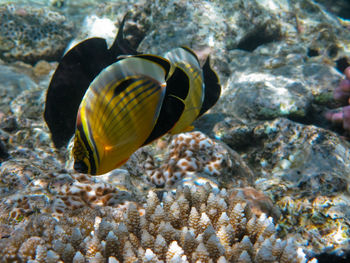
[180,46,200,65]
[142,66,189,145]
[110,12,141,57]
[134,54,171,79]
[44,38,115,148]
[198,56,221,117]
[142,96,185,146]
[44,13,141,148]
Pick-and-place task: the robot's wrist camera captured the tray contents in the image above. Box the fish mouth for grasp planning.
[74,161,88,174]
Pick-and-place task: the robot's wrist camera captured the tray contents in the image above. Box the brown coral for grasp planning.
[145,131,234,187]
[0,184,315,262]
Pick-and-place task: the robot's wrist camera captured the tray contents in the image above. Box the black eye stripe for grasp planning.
[77,124,98,175]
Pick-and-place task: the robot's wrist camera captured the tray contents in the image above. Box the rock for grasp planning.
[216,117,350,194]
[214,117,350,253]
[215,54,342,129]
[0,139,8,161]
[0,64,37,113]
[10,87,46,121]
[0,4,74,64]
[0,115,18,133]
[314,0,350,19]
[228,187,281,221]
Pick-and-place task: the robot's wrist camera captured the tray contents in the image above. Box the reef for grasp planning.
[0,0,350,261]
[0,184,315,262]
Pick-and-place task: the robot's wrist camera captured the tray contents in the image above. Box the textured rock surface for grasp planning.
[214,117,350,253]
[0,4,74,64]
[0,64,38,114]
[0,0,350,261]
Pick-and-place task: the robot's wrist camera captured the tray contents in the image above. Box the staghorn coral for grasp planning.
[0,184,316,262]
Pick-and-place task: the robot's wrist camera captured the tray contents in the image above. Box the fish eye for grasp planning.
[74,161,88,174]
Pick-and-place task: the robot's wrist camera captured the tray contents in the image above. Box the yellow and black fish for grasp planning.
[44,14,221,175]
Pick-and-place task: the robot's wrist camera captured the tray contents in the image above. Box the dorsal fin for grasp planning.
[164,66,189,100]
[198,56,221,117]
[180,46,200,65]
[142,66,189,145]
[109,12,141,56]
[44,13,142,148]
[134,54,172,79]
[44,38,114,148]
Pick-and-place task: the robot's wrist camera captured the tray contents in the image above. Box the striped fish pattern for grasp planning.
[44,14,221,175]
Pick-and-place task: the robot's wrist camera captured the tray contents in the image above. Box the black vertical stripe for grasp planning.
[113,78,142,98]
[77,123,98,175]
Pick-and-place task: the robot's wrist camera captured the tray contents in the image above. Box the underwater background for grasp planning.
[0,0,350,262]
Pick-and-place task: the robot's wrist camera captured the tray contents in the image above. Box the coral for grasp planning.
[0,0,349,260]
[228,187,281,221]
[326,66,350,135]
[0,4,74,64]
[0,185,315,262]
[144,131,235,188]
[0,166,132,221]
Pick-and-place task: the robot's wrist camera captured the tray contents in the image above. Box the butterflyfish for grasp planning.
[73,56,189,174]
[44,14,221,175]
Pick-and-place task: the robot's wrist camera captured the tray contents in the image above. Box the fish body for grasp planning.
[73,57,168,174]
[44,14,221,175]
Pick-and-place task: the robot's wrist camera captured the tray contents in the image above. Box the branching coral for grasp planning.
[0,184,316,262]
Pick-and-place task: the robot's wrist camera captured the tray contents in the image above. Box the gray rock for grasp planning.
[214,117,350,253]
[0,64,37,113]
[0,4,74,64]
[215,52,341,123]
